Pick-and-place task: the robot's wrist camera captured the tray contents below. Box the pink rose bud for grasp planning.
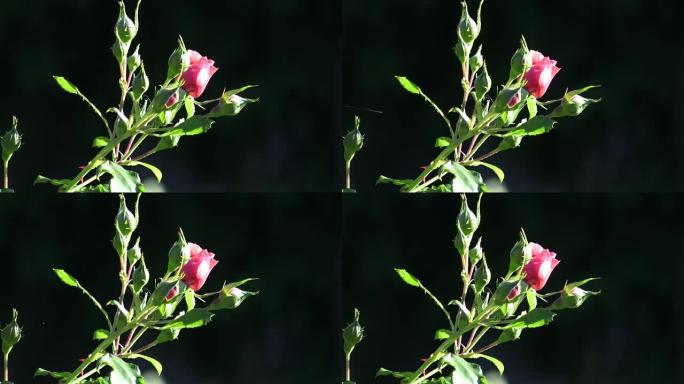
[181,243,219,291]
[523,50,560,99]
[507,91,522,108]
[165,91,179,108]
[506,285,521,300]
[165,285,178,301]
[181,50,219,99]
[523,242,560,291]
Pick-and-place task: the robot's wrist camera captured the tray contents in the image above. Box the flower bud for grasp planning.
[507,231,531,275]
[181,50,218,99]
[150,88,179,113]
[1,116,22,164]
[130,259,150,295]
[115,2,137,45]
[127,45,142,74]
[130,63,149,101]
[453,37,469,66]
[473,63,491,101]
[492,87,522,113]
[453,228,469,257]
[523,243,560,291]
[342,308,364,357]
[549,287,599,310]
[208,287,254,310]
[166,38,189,83]
[1,309,22,356]
[457,2,479,46]
[181,243,218,291]
[472,259,491,294]
[457,198,479,238]
[468,238,483,265]
[550,95,600,118]
[469,45,484,73]
[343,116,364,164]
[523,50,560,99]
[116,198,137,237]
[112,38,127,65]
[508,37,532,82]
[165,234,186,276]
[127,238,142,265]
[493,280,520,306]
[151,281,180,306]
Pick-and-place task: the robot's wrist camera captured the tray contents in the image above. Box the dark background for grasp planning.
[0,0,340,192]
[343,0,684,192]
[343,194,684,383]
[0,194,341,383]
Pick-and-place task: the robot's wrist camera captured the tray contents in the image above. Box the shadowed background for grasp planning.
[343,0,684,192]
[0,194,341,383]
[342,194,684,383]
[0,0,340,192]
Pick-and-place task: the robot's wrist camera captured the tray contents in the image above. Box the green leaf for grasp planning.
[93,329,109,340]
[441,354,485,384]
[34,175,71,187]
[34,368,72,379]
[53,76,79,94]
[54,269,79,287]
[53,76,110,131]
[435,137,451,148]
[395,76,421,94]
[468,161,504,182]
[526,289,537,311]
[184,97,195,118]
[124,161,163,182]
[468,353,505,375]
[99,161,144,193]
[99,354,139,384]
[495,327,523,347]
[526,98,537,118]
[376,368,414,379]
[395,268,420,287]
[52,269,112,328]
[440,162,485,192]
[153,328,180,345]
[127,353,163,375]
[162,309,214,330]
[394,268,452,326]
[160,116,214,137]
[504,308,555,329]
[93,136,110,148]
[395,76,452,132]
[376,175,414,188]
[503,116,556,137]
[566,85,601,99]
[435,329,452,340]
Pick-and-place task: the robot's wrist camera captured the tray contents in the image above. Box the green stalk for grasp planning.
[3,160,8,190]
[3,352,8,382]
[345,353,351,382]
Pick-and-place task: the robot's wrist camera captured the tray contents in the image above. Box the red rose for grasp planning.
[181,50,218,99]
[523,50,560,99]
[523,242,560,291]
[181,243,219,291]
